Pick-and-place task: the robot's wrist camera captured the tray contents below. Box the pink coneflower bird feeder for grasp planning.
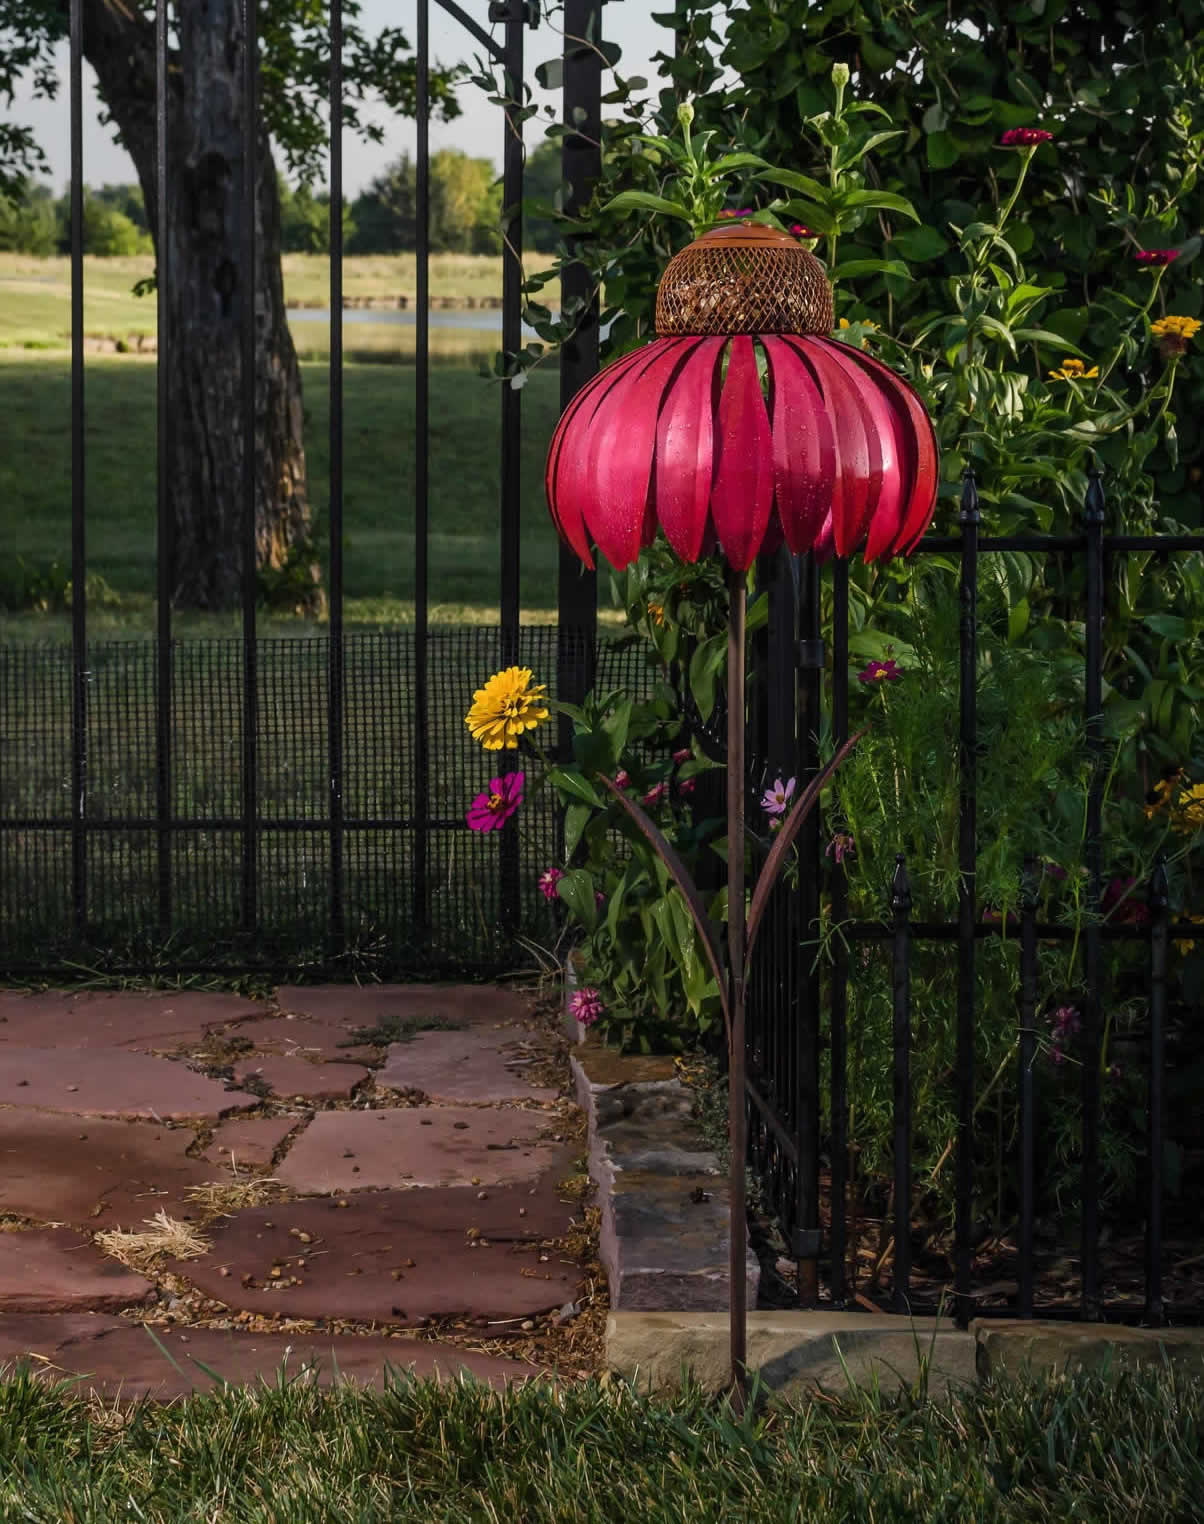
[544,221,938,1404]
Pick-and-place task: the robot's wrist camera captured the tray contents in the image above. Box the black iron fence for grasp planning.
[1,1,604,974]
[744,475,1204,1326]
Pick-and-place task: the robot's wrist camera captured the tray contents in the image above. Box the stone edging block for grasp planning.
[607,1311,976,1398]
[971,1318,1204,1381]
[568,1007,759,1311]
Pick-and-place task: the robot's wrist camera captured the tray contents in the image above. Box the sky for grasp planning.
[7,1,673,197]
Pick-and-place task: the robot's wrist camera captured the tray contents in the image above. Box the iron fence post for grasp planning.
[556,0,601,765]
[795,551,823,1300]
[955,469,979,1325]
[1081,465,1106,1319]
[155,0,173,943]
[891,853,912,1312]
[239,0,259,943]
[1146,854,1169,1326]
[69,0,87,945]
[829,559,850,1308]
[328,0,346,956]
[413,0,431,939]
[1019,854,1038,1318]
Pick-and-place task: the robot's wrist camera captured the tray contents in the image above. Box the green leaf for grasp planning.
[837,190,920,222]
[771,199,837,235]
[556,868,598,931]
[829,258,911,280]
[688,633,727,722]
[546,767,602,808]
[890,225,950,261]
[601,190,691,221]
[564,802,592,861]
[706,152,770,179]
[977,314,1017,353]
[758,168,830,202]
[1011,328,1088,356]
[926,130,959,169]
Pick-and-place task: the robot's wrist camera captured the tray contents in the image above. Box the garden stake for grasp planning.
[545,220,939,1404]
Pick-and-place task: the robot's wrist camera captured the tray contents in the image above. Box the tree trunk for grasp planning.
[82,0,321,612]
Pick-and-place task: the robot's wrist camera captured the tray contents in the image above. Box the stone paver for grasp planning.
[234,1055,370,1101]
[0,990,262,1051]
[177,1168,581,1325]
[0,1047,257,1119]
[275,1107,559,1194]
[0,1228,154,1313]
[220,1015,378,1065]
[972,1318,1204,1380]
[277,983,538,1031]
[0,1314,537,1399]
[204,1116,298,1171]
[378,1027,558,1104]
[0,1110,215,1229]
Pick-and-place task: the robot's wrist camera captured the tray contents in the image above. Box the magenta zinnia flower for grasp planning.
[761,777,796,816]
[1000,127,1053,147]
[826,833,855,865]
[679,777,697,796]
[673,748,692,764]
[466,772,524,832]
[717,208,753,219]
[614,770,631,790]
[790,223,816,238]
[539,866,564,901]
[569,987,604,1026]
[642,781,668,807]
[858,657,903,683]
[1136,249,1180,266]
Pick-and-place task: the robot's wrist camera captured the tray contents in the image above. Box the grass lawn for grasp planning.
[1,1362,1199,1521]
[0,251,559,351]
[0,349,616,635]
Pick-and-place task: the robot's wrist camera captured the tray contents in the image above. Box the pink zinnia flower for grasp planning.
[538,866,564,901]
[569,987,604,1026]
[1051,1004,1080,1039]
[465,772,524,832]
[642,781,668,807]
[673,748,691,764]
[679,777,696,796]
[790,223,816,238]
[1136,249,1180,266]
[826,833,855,865]
[858,658,903,684]
[717,208,753,219]
[761,777,796,816]
[1000,127,1053,147]
[595,890,606,907]
[614,770,631,790]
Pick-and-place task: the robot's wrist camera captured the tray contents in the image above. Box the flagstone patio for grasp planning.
[0,983,590,1398]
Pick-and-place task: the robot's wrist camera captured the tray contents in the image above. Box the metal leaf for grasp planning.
[599,775,732,1043]
[744,730,864,972]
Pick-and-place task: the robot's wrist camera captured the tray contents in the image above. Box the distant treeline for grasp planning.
[0,143,562,257]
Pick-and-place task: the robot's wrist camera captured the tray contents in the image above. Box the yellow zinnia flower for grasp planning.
[647,602,665,627]
[1180,913,1204,954]
[1151,314,1202,358]
[465,667,549,751]
[1173,780,1204,834]
[1047,357,1099,380]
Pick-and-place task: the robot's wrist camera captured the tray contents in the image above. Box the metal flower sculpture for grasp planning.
[545,222,938,1403]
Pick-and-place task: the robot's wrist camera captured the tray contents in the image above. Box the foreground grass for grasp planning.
[0,1363,1199,1522]
[0,350,601,628]
[0,252,559,350]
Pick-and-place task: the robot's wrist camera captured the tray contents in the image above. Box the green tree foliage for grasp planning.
[347,148,501,254]
[278,180,356,253]
[0,176,55,251]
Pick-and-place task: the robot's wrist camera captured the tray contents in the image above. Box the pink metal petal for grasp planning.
[654,336,725,562]
[583,338,691,570]
[761,335,836,555]
[710,336,774,571]
[815,339,902,562]
[837,345,939,554]
[792,338,883,557]
[546,344,663,568]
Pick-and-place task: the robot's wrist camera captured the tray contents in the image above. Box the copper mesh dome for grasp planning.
[655,223,834,337]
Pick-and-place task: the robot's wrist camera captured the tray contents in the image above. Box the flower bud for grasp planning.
[677,101,695,129]
[830,61,850,88]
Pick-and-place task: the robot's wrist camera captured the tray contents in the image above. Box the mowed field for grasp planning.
[0,251,559,352]
[0,253,609,634]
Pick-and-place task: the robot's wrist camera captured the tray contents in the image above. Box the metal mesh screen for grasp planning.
[0,629,655,976]
[655,225,834,337]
